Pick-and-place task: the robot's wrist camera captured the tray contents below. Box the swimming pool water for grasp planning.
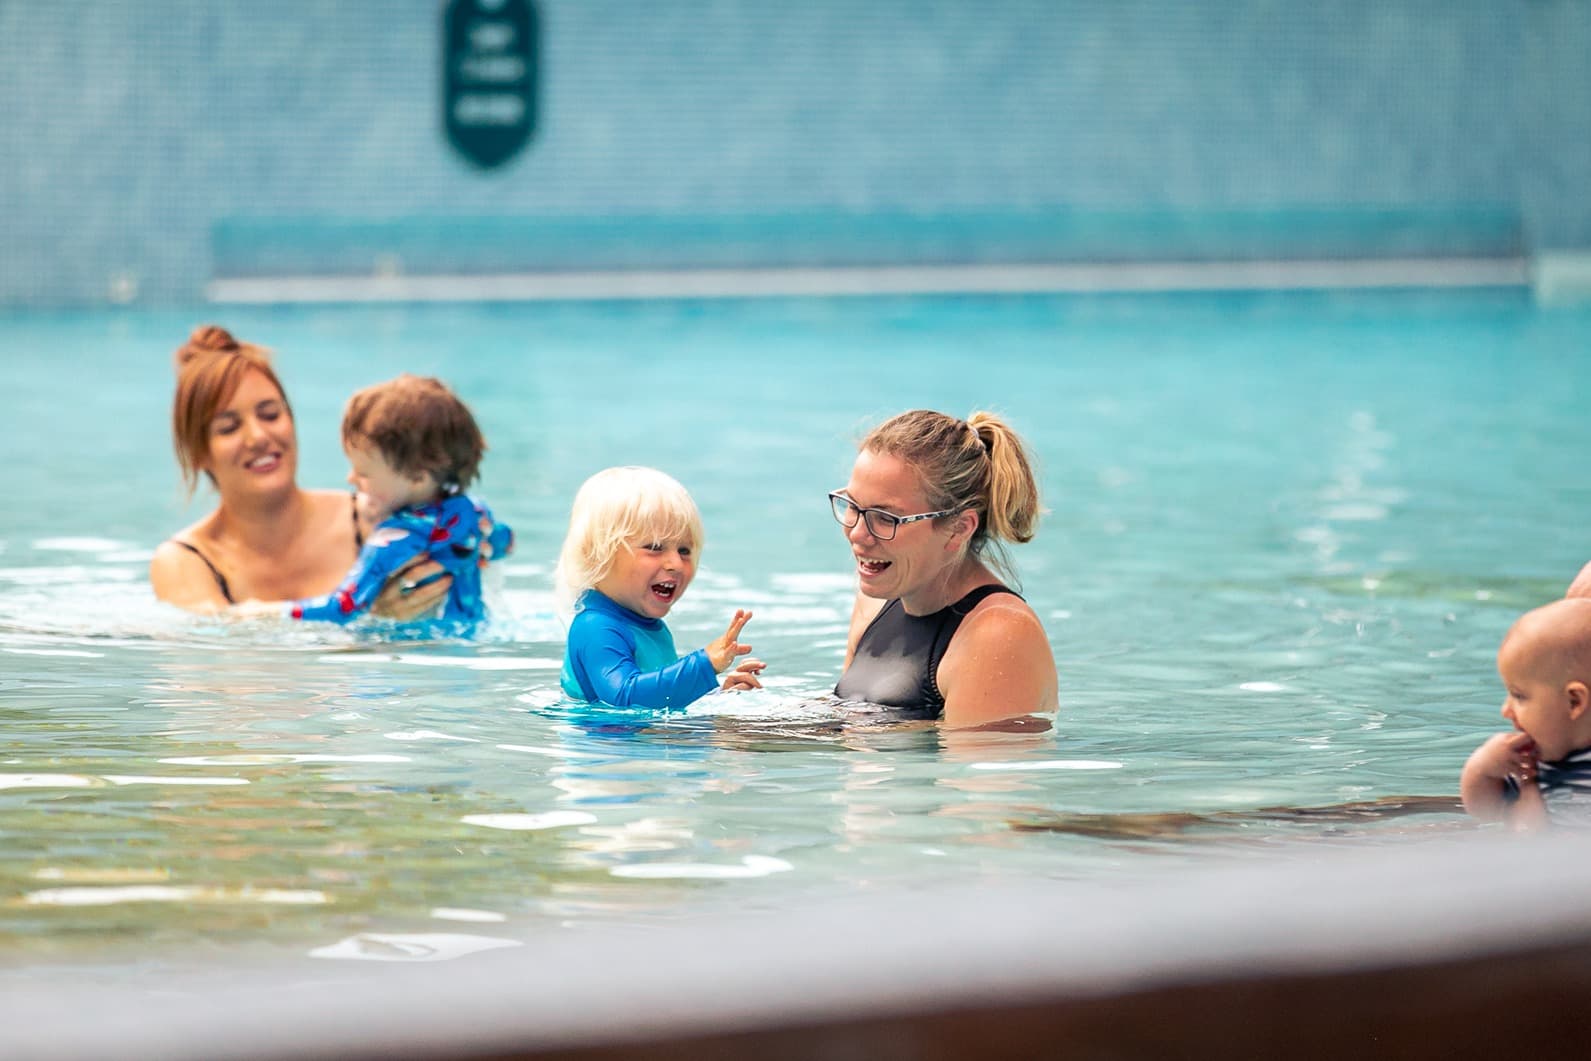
[3,291,1588,978]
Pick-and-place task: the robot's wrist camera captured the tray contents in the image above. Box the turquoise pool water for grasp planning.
[3,291,1588,978]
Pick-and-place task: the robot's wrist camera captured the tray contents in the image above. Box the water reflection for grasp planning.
[309,932,521,962]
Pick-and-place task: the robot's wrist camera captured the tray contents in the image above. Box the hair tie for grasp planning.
[967,419,991,454]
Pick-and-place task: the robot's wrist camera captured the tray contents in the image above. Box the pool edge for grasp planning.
[2,829,1585,1060]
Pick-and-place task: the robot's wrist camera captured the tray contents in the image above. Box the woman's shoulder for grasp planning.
[938,583,1058,723]
[954,585,1048,647]
[149,533,228,611]
[150,536,199,574]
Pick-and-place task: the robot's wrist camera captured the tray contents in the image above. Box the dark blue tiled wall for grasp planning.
[1,1,1585,304]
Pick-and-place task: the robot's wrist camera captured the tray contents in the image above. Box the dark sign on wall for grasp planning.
[443,0,538,170]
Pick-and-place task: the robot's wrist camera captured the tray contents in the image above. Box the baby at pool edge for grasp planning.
[1461,597,1591,830]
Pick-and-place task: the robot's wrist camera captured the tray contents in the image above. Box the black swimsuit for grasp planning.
[169,495,364,605]
[834,584,1018,718]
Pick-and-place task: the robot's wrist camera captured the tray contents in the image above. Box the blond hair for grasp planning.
[554,467,706,615]
[861,409,1042,583]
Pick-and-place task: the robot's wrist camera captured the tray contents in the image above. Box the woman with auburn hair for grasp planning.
[149,324,447,617]
[831,409,1058,728]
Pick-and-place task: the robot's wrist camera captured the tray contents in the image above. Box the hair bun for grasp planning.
[174,324,241,371]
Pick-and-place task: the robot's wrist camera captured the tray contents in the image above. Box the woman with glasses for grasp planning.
[831,409,1058,728]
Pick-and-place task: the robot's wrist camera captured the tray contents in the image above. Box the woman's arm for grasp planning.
[290,524,434,623]
[203,554,453,623]
[329,488,451,620]
[935,597,1058,729]
[369,558,452,620]
[152,511,449,620]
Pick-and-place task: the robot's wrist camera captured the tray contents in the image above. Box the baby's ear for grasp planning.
[1568,681,1591,720]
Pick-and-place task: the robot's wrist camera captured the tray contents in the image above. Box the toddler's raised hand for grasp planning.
[705,609,753,672]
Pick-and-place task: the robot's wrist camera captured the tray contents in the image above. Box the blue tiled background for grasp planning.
[2,1,1587,305]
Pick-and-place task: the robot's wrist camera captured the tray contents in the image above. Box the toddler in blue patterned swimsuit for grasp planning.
[239,374,511,631]
[1461,597,1591,830]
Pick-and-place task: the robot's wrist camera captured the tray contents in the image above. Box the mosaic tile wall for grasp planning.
[1,1,1585,304]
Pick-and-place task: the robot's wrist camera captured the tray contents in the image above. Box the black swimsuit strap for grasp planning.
[351,492,364,548]
[927,584,1021,701]
[170,540,235,605]
[948,583,1021,616]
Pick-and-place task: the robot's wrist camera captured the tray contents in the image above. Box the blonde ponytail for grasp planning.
[860,408,1043,582]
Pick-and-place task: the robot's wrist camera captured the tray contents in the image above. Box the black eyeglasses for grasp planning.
[828,491,959,541]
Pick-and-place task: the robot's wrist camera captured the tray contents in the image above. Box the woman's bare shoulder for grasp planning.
[149,536,226,611]
[939,590,1058,725]
[944,590,1055,684]
[958,590,1049,647]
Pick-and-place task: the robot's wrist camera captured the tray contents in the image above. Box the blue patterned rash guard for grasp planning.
[289,493,513,627]
[560,589,717,709]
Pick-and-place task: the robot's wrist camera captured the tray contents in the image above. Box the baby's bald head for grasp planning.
[1500,598,1591,685]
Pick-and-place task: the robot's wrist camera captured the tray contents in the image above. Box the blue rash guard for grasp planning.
[560,589,717,709]
[289,493,513,628]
